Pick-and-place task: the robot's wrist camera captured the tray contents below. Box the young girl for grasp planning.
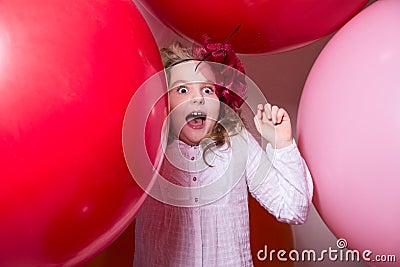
[134,40,313,267]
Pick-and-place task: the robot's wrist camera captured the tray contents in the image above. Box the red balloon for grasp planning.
[137,0,368,54]
[0,0,164,266]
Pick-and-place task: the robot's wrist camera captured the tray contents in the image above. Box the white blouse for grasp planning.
[134,129,313,267]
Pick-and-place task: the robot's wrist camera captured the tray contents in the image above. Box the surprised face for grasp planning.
[168,61,220,146]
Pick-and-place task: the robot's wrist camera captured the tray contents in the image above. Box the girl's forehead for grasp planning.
[168,60,216,88]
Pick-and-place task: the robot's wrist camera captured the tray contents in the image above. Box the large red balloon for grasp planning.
[136,0,368,54]
[0,0,165,266]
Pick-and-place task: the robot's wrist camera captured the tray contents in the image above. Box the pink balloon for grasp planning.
[297,0,400,266]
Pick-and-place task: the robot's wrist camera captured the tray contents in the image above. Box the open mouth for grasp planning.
[185,111,207,129]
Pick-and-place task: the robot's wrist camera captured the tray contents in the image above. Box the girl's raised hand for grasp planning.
[253,103,293,149]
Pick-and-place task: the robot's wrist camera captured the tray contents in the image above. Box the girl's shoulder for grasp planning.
[231,127,259,144]
[216,128,263,155]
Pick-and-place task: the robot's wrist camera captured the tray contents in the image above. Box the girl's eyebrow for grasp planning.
[169,80,216,89]
[169,79,190,89]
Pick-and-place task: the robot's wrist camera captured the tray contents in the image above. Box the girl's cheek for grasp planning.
[168,100,178,111]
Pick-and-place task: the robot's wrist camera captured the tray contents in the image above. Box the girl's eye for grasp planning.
[177,87,188,94]
[202,86,214,94]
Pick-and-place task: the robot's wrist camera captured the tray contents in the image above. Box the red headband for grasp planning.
[192,35,247,111]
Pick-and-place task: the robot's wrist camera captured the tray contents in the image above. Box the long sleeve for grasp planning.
[245,131,313,224]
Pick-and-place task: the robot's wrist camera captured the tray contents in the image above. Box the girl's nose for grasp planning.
[190,89,205,105]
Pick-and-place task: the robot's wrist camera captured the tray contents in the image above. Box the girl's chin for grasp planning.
[179,129,210,146]
[179,135,205,146]
[173,122,216,145]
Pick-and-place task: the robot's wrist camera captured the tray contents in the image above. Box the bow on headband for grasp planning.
[192,34,247,111]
